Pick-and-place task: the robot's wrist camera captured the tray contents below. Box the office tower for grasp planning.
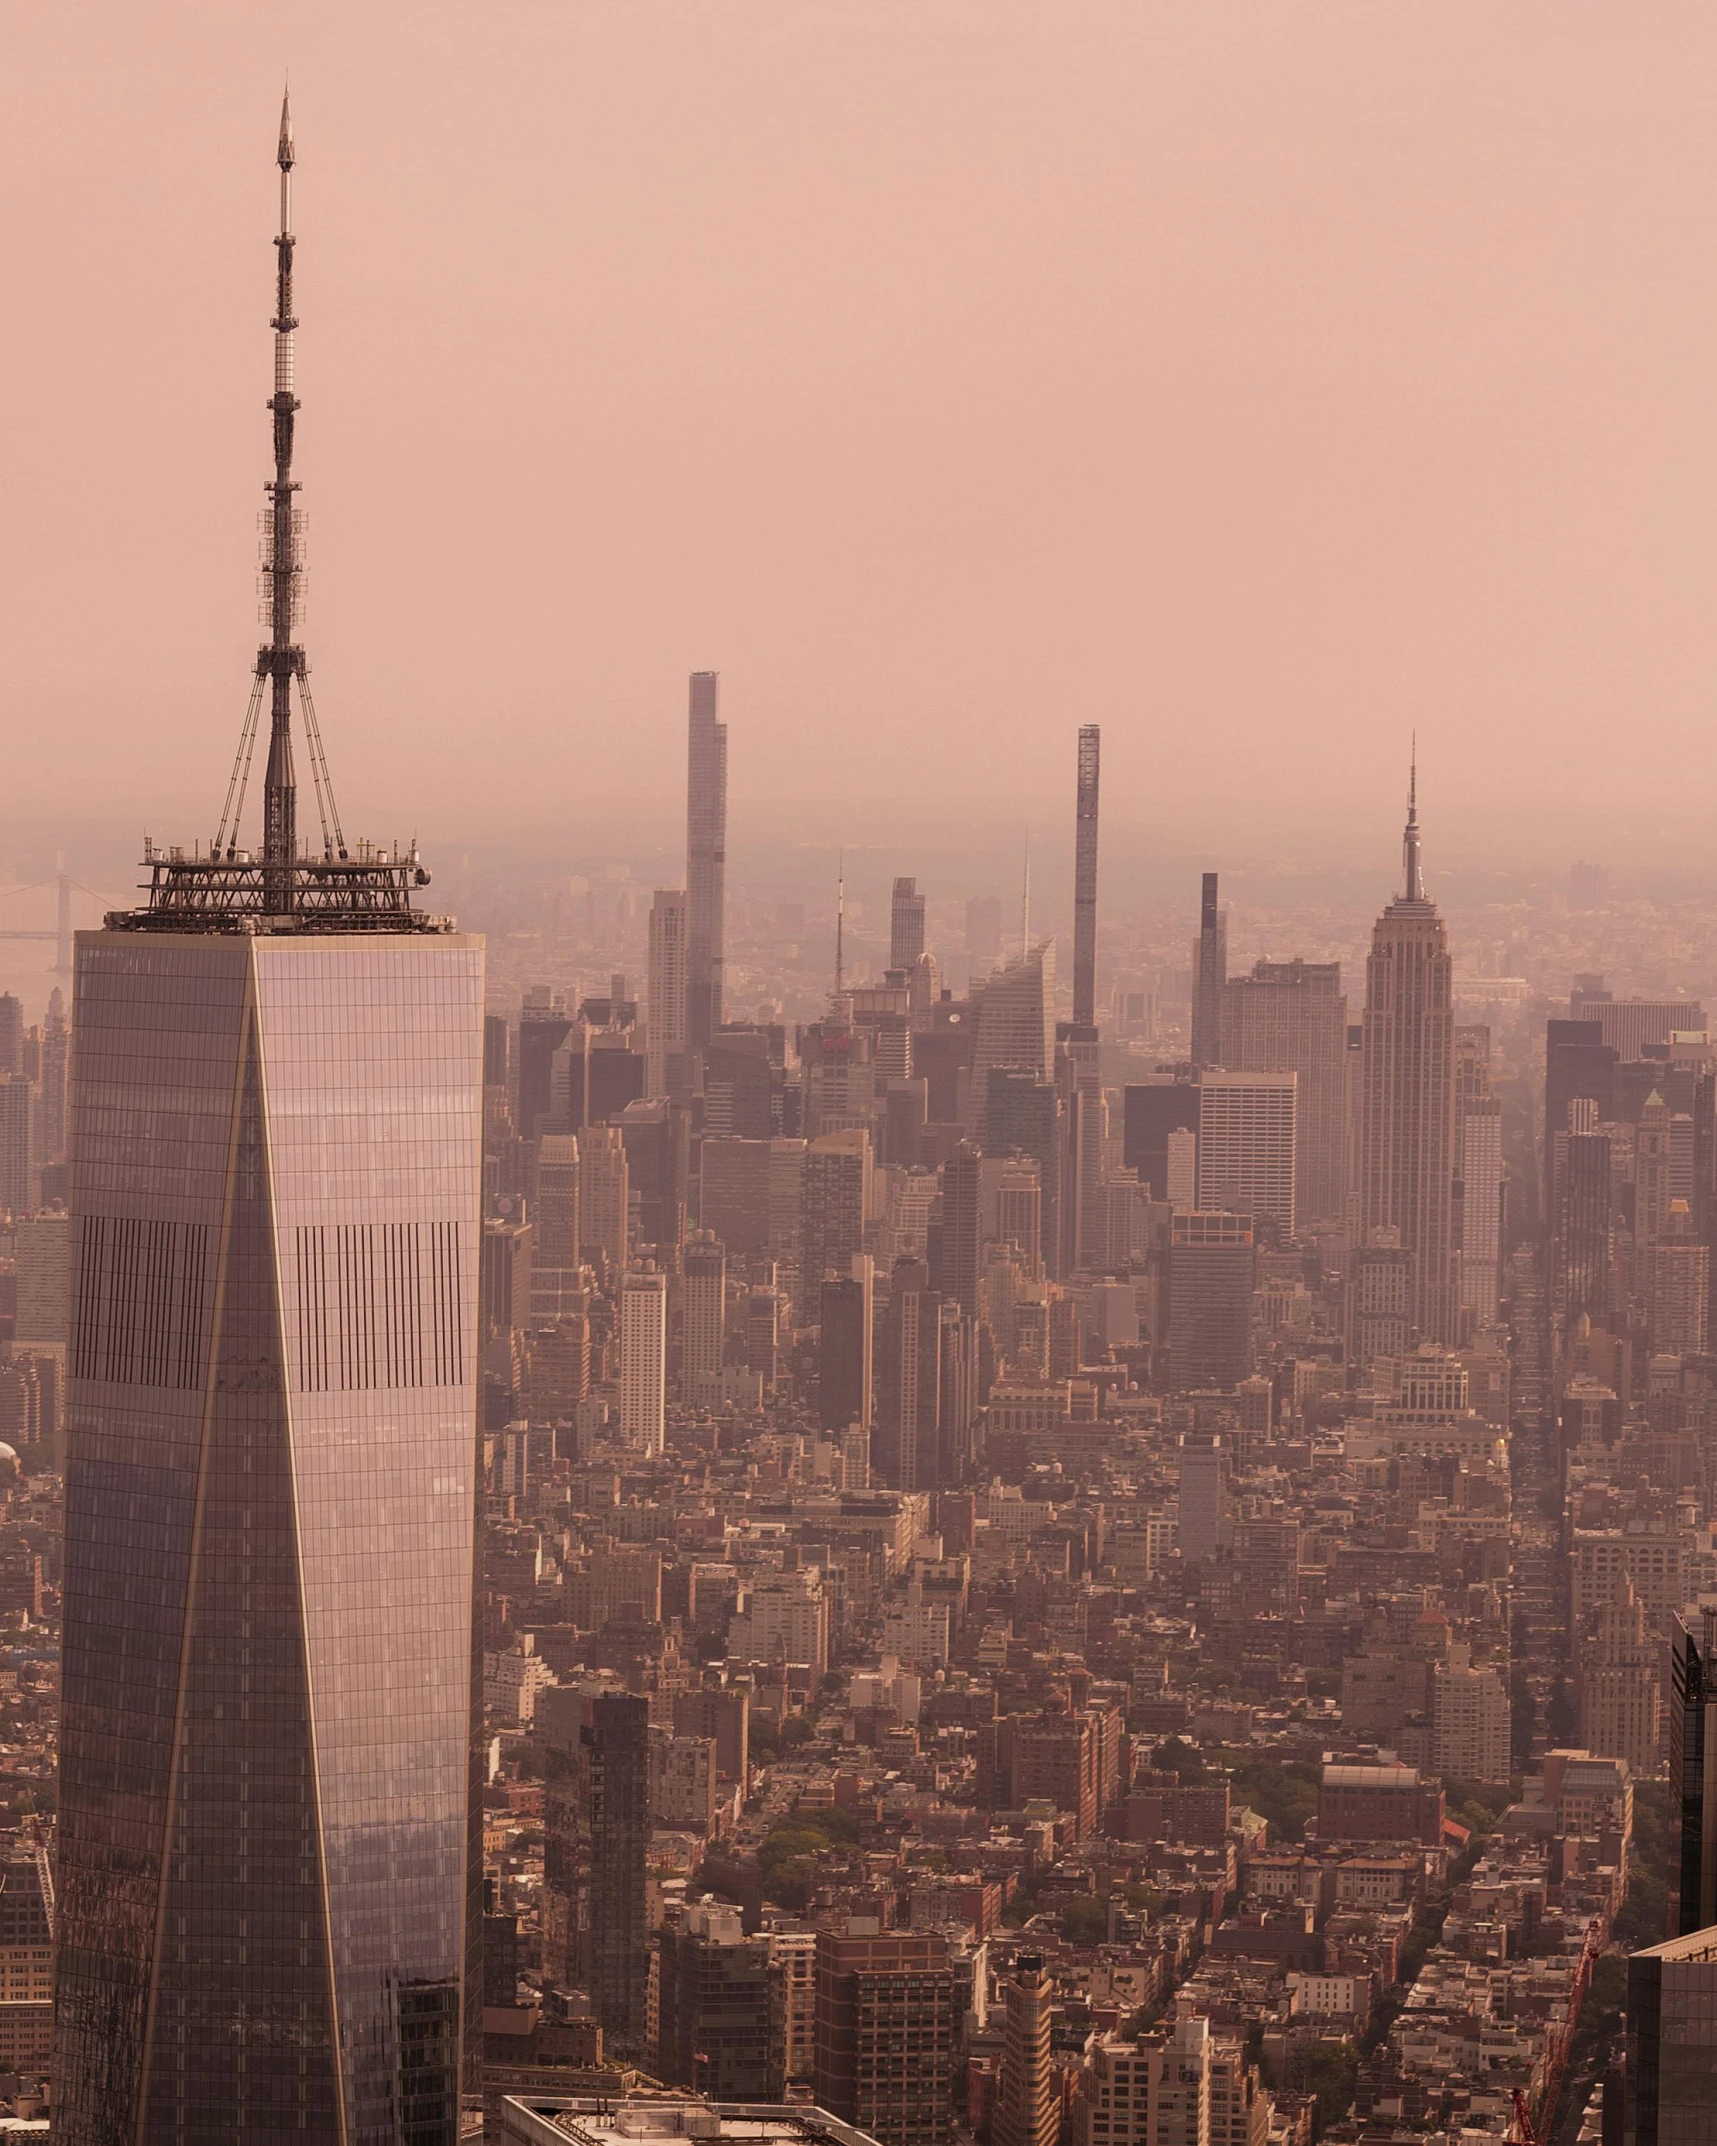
[646,888,687,1099]
[37,989,68,1167]
[0,1076,31,1217]
[519,989,575,1140]
[530,1131,582,1318]
[967,942,1055,1143]
[700,1135,773,1255]
[681,1231,726,1403]
[1123,1081,1200,1200]
[890,875,926,971]
[684,671,727,1052]
[1167,1212,1254,1391]
[1191,873,1226,1071]
[966,894,1003,971]
[1628,1928,1717,2145]
[813,1928,957,2146]
[1166,1127,1197,1209]
[656,1901,773,2098]
[1359,768,1456,1343]
[1552,1102,1612,1321]
[1458,1089,1504,1333]
[1580,1580,1663,1780]
[1670,1604,1717,1936]
[1219,958,1347,1224]
[1069,724,1100,1028]
[986,1157,1044,1276]
[482,1216,534,1341]
[875,1256,944,1492]
[0,996,20,1076]
[580,1122,630,1276]
[1195,1071,1297,1238]
[746,1286,782,1386]
[941,1139,983,1318]
[703,1024,779,1139]
[996,1953,1058,2146]
[619,1268,667,1453]
[819,1258,873,1431]
[1544,1017,1616,1222]
[1651,1202,1709,1355]
[13,1211,70,1349]
[800,1128,870,1290]
[1178,1437,1226,1561]
[55,103,481,2146]
[1570,978,1707,1063]
[618,1097,688,1256]
[539,1690,651,2049]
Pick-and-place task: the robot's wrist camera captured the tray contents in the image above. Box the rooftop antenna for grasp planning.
[1402,733,1423,903]
[215,89,346,899]
[1020,827,1031,959]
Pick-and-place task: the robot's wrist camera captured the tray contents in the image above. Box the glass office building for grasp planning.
[54,930,484,2144]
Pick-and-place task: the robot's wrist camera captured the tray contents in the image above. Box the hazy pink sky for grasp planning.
[4,3,1717,856]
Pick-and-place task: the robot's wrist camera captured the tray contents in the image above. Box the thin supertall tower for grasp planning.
[54,103,483,2145]
[1072,725,1099,1029]
[684,671,727,1051]
[1191,871,1225,1069]
[1358,759,1457,1346]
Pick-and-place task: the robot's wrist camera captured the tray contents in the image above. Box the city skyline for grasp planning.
[6,19,1717,2146]
[6,8,1717,848]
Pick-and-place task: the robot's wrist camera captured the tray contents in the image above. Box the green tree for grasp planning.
[1059,1897,1108,1946]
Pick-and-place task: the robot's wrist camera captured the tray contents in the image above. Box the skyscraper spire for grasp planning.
[1402,739,1423,904]
[262,85,301,906]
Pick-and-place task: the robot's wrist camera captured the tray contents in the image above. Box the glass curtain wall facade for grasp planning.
[55,931,484,2146]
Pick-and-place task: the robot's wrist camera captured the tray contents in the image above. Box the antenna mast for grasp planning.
[261,90,300,912]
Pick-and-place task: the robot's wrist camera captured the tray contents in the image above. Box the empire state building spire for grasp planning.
[1402,742,1424,905]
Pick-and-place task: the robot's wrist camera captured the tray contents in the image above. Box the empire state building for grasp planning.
[1358,767,1457,1346]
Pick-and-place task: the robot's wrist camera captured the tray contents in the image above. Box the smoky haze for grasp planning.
[3,3,1716,865]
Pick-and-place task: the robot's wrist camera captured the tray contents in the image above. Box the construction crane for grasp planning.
[1510,2086,1542,2145]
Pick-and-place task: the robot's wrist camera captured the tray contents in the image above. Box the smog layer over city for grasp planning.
[1,8,1715,2146]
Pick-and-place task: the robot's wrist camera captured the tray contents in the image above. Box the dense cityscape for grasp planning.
[5,31,1717,2146]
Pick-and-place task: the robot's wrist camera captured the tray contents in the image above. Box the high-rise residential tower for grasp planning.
[1358,766,1456,1345]
[54,102,482,2146]
[684,671,727,1052]
[890,876,926,971]
[1072,725,1100,1030]
[1191,873,1226,1070]
[646,888,687,1099]
[619,1267,667,1454]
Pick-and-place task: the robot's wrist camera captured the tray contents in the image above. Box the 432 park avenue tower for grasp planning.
[53,101,484,2145]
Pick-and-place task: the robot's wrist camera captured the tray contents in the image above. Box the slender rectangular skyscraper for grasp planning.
[54,103,482,2146]
[1072,725,1100,1030]
[1191,872,1226,1070]
[646,887,687,1099]
[685,671,727,1051]
[890,876,926,971]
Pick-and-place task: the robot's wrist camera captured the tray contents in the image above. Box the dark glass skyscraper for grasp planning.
[53,102,483,2146]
